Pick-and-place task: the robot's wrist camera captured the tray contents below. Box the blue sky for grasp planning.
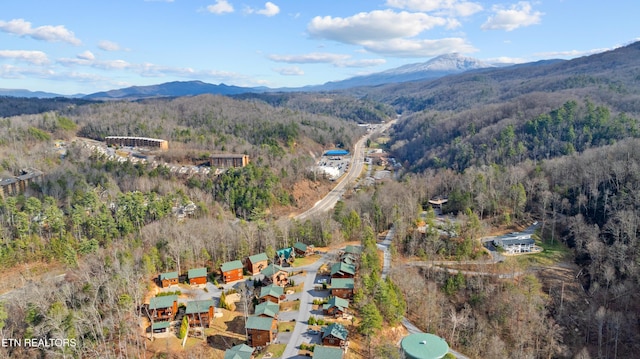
[0,0,638,95]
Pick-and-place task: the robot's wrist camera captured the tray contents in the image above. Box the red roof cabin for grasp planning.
[246,253,269,275]
[188,267,208,286]
[221,260,244,283]
[158,271,179,288]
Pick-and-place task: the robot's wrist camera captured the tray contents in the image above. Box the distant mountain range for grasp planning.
[0,53,509,100]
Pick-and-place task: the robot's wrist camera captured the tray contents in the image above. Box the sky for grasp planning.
[0,0,638,95]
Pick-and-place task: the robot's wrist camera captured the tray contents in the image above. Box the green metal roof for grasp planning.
[260,263,285,277]
[248,252,269,264]
[259,284,284,298]
[293,242,308,251]
[322,323,348,341]
[313,345,344,359]
[401,333,449,359]
[344,245,362,254]
[221,260,244,272]
[245,316,274,331]
[330,262,356,276]
[323,296,349,311]
[159,271,178,280]
[188,267,207,278]
[185,299,215,314]
[254,301,279,318]
[149,295,178,310]
[330,278,354,290]
[151,321,171,330]
[224,344,254,359]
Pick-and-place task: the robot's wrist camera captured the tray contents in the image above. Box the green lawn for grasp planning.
[515,238,572,268]
[293,254,320,267]
[278,321,296,332]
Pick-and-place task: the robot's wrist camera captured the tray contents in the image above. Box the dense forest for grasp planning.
[0,42,639,358]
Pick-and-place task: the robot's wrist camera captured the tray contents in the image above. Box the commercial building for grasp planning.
[210,154,250,168]
[105,136,169,150]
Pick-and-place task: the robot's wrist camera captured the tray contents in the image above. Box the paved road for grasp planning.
[280,252,331,359]
[294,120,396,221]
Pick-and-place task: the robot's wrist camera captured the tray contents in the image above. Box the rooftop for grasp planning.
[245,316,274,331]
[313,345,344,359]
[261,264,286,278]
[221,260,244,272]
[254,301,279,318]
[259,284,284,298]
[151,321,171,330]
[149,295,177,310]
[185,299,215,314]
[188,267,207,278]
[323,296,349,311]
[224,344,254,359]
[331,278,355,290]
[324,149,349,156]
[322,323,348,340]
[401,333,449,359]
[248,252,269,263]
[331,262,356,276]
[159,271,178,280]
[293,242,308,251]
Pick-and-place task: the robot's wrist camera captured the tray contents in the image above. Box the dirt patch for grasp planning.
[0,261,66,296]
[271,178,335,218]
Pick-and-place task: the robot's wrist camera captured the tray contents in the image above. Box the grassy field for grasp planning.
[293,254,321,267]
[514,238,572,268]
[277,321,295,333]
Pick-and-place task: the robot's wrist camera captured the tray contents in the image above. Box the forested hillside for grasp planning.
[365,41,640,358]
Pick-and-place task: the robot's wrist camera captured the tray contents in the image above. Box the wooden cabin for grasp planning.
[188,267,208,286]
[246,316,277,348]
[158,271,179,288]
[185,299,215,327]
[221,260,244,283]
[246,253,269,275]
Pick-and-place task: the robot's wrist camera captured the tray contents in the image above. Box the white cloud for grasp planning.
[533,47,610,58]
[269,52,351,64]
[269,52,386,68]
[308,10,448,44]
[0,50,49,65]
[0,18,81,45]
[207,0,234,14]
[98,40,122,51]
[386,0,482,17]
[273,66,304,76]
[338,58,387,68]
[360,37,477,57]
[257,2,280,17]
[482,1,543,31]
[485,56,527,64]
[77,50,95,61]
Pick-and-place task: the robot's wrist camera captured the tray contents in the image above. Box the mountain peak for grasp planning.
[381,53,493,75]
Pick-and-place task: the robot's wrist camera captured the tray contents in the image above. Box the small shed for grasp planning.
[188,267,208,285]
[150,321,171,334]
